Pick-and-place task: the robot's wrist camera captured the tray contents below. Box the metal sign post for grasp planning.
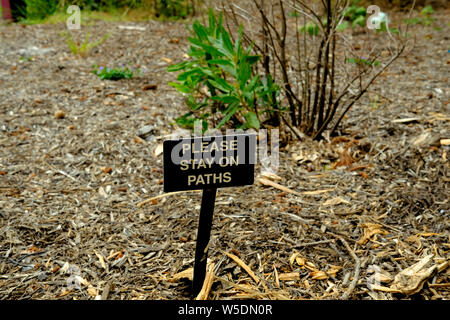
[192,188,217,297]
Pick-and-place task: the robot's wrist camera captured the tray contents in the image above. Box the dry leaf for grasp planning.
[328,265,343,276]
[55,110,65,119]
[134,136,145,144]
[94,250,107,270]
[310,270,328,280]
[87,285,98,297]
[101,167,113,174]
[310,265,342,280]
[59,289,72,297]
[416,232,441,237]
[60,262,70,273]
[171,268,193,282]
[289,252,299,266]
[357,223,388,245]
[371,284,401,293]
[296,256,306,267]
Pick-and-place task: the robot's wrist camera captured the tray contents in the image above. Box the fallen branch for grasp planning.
[222,251,260,284]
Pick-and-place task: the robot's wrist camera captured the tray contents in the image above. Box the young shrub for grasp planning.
[220,0,414,140]
[168,9,280,131]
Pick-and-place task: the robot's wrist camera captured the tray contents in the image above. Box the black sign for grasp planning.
[163,134,256,192]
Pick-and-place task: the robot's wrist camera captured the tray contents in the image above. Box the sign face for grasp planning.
[163,134,256,192]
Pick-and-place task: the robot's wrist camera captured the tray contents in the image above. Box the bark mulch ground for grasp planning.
[0,10,448,300]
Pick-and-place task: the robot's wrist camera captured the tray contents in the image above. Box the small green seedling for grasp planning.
[60,31,110,58]
[19,56,33,62]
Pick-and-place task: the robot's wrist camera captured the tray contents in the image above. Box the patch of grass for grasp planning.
[60,31,110,58]
[13,0,199,25]
[24,0,58,20]
[404,5,435,26]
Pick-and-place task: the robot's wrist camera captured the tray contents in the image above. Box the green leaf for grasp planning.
[244,111,260,129]
[167,61,191,72]
[207,59,234,67]
[207,77,234,92]
[420,5,434,16]
[211,94,240,104]
[237,60,251,88]
[177,68,204,82]
[352,15,365,28]
[300,22,320,36]
[217,102,239,128]
[208,36,233,59]
[355,7,367,17]
[246,55,260,65]
[206,59,237,78]
[169,82,191,94]
[193,21,208,41]
[220,27,235,56]
[337,21,349,32]
[244,75,260,94]
[208,9,216,34]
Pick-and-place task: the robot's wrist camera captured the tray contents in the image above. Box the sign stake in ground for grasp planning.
[192,188,216,296]
[163,134,256,297]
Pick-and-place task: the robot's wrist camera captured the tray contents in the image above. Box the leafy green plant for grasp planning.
[167,9,280,131]
[92,64,141,80]
[60,31,110,58]
[420,5,434,16]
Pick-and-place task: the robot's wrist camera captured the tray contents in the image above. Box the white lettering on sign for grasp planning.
[187,172,232,186]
